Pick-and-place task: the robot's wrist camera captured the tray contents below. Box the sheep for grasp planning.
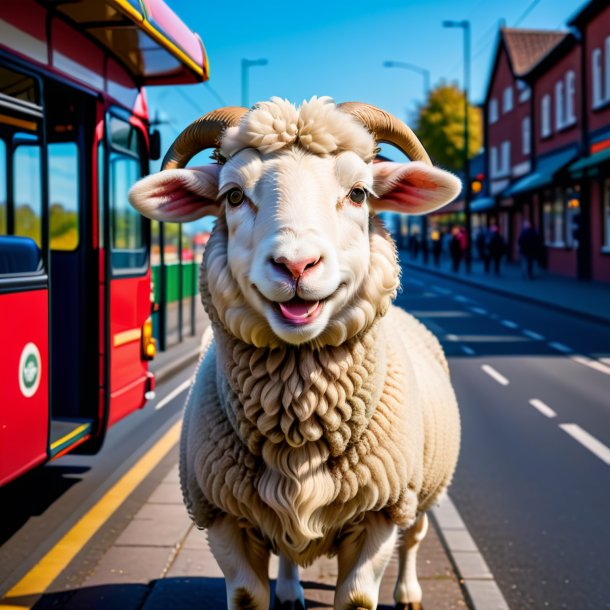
[128,97,461,610]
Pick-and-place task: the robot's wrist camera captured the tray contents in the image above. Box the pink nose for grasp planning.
[274,256,320,279]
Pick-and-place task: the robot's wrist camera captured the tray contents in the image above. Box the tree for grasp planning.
[414,82,482,172]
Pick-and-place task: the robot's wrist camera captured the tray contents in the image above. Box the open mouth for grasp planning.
[276,296,323,325]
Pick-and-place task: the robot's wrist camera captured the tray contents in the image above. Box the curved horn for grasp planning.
[161,106,249,170]
[337,102,431,165]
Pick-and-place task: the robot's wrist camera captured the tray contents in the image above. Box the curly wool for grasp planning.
[220,96,377,161]
[180,216,460,565]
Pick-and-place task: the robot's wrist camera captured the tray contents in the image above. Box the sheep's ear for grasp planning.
[369,161,461,215]
[128,165,220,223]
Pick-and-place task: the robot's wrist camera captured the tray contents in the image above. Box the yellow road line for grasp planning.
[49,424,90,451]
[0,420,182,609]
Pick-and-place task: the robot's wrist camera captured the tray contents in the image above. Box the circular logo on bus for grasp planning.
[19,343,41,398]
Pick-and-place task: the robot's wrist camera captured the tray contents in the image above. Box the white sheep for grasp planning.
[129,97,461,610]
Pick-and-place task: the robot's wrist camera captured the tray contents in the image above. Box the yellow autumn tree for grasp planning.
[414,82,482,172]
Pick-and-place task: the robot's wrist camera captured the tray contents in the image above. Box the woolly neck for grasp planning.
[212,318,386,455]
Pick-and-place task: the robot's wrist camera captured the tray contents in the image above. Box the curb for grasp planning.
[152,347,200,385]
[432,495,510,610]
[404,261,610,327]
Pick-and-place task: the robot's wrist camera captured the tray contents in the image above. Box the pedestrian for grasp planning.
[449,226,464,272]
[486,224,505,275]
[430,227,442,267]
[518,220,540,279]
[475,228,487,262]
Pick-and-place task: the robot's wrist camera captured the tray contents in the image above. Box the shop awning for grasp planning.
[568,146,610,175]
[505,146,579,196]
[470,197,495,212]
[46,0,209,84]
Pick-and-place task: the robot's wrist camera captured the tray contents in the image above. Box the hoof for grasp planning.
[273,596,306,610]
[395,604,423,610]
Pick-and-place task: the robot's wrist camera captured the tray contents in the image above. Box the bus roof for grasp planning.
[43,0,209,85]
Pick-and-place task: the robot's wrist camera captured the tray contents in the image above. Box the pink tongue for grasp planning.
[279,298,318,320]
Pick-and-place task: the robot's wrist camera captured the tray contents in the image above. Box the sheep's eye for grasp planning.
[227,187,246,207]
[348,187,366,205]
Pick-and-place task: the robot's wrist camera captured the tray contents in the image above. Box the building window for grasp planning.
[565,186,581,249]
[603,179,610,250]
[503,86,513,113]
[517,79,530,102]
[555,80,565,130]
[593,48,603,108]
[565,71,576,126]
[490,146,498,178]
[541,94,552,137]
[489,98,498,124]
[522,117,531,155]
[543,189,566,247]
[501,140,511,175]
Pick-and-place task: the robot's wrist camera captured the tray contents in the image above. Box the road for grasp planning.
[397,266,610,610]
[0,366,195,596]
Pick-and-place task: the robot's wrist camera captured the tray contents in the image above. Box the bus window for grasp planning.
[0,64,44,276]
[108,116,146,271]
[49,142,79,250]
[14,143,42,248]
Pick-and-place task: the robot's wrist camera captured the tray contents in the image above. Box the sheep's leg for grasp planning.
[274,554,306,610]
[334,511,398,610]
[393,513,429,610]
[207,514,270,610]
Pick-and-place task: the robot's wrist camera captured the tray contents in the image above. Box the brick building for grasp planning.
[482,0,610,282]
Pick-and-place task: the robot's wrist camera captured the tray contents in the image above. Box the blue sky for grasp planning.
[147,0,587,231]
[149,0,585,142]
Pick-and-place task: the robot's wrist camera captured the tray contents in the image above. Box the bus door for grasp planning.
[45,81,98,457]
[104,113,152,427]
[0,64,49,485]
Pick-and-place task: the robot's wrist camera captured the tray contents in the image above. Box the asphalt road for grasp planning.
[0,366,195,596]
[398,266,610,610]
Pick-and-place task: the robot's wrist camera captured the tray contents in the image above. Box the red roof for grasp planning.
[502,28,568,76]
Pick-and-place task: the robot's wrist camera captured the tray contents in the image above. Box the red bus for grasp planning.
[0,0,209,486]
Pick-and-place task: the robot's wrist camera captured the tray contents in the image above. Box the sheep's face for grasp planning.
[219,147,374,345]
[128,97,461,347]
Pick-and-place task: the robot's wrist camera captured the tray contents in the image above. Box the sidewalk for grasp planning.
[54,456,469,610]
[402,252,610,326]
[31,323,475,610]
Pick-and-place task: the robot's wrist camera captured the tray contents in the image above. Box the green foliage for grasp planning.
[414,82,482,172]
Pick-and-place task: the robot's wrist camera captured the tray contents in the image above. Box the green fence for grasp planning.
[151,261,198,303]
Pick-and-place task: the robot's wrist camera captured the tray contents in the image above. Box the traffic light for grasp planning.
[470,172,484,195]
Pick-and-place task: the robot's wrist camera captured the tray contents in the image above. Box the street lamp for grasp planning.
[241,58,268,108]
[383,61,430,99]
[443,19,472,273]
[384,60,431,262]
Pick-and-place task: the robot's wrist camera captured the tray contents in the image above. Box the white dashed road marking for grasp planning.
[560,424,610,466]
[446,334,459,342]
[548,341,573,353]
[461,345,476,356]
[432,286,452,295]
[481,364,509,386]
[501,320,518,329]
[522,329,545,340]
[454,295,470,303]
[155,379,191,411]
[529,399,557,418]
[470,306,488,315]
[571,355,610,377]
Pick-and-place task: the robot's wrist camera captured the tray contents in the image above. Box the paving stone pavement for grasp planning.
[59,462,469,610]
